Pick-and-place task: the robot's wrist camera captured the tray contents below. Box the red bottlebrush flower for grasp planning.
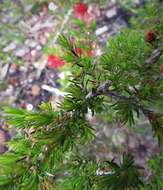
[74,47,84,56]
[145,30,156,43]
[73,2,95,26]
[73,2,88,19]
[47,55,65,68]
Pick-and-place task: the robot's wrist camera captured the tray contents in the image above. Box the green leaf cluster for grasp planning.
[0,1,162,189]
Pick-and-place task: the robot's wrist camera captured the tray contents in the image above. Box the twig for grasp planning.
[86,81,111,99]
[86,80,129,100]
[86,81,163,120]
[145,48,162,64]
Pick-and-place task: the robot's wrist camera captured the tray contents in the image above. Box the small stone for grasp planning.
[28,15,39,26]
[128,136,139,149]
[32,15,39,23]
[90,4,101,17]
[134,0,140,4]
[36,45,42,51]
[31,84,40,96]
[0,64,9,79]
[42,84,67,96]
[33,55,47,70]
[5,86,14,95]
[31,49,37,57]
[24,52,33,62]
[9,63,18,74]
[39,33,47,45]
[44,32,51,38]
[113,18,127,31]
[3,42,17,52]
[86,108,93,120]
[15,47,30,57]
[26,104,33,111]
[105,7,117,19]
[25,39,38,48]
[95,47,102,56]
[112,129,126,146]
[58,71,71,80]
[95,26,108,36]
[58,72,65,80]
[42,27,53,33]
[0,129,6,153]
[103,126,113,138]
[48,2,57,12]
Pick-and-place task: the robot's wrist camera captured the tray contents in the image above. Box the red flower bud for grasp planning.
[145,30,156,43]
[47,55,65,68]
[73,2,88,19]
[74,47,84,56]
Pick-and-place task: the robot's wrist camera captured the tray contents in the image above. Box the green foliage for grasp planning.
[57,156,98,190]
[4,102,58,128]
[96,154,143,190]
[0,1,162,189]
[140,153,163,190]
[57,154,142,190]
[130,0,163,34]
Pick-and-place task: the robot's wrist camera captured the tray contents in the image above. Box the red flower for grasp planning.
[74,47,84,56]
[73,2,95,26]
[145,31,156,43]
[73,2,88,19]
[47,55,65,68]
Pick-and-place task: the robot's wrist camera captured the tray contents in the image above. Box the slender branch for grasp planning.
[87,80,163,111]
[145,48,162,64]
[86,80,130,100]
[86,81,111,99]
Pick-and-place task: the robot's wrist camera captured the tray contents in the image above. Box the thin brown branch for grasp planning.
[145,48,162,64]
[86,80,130,100]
